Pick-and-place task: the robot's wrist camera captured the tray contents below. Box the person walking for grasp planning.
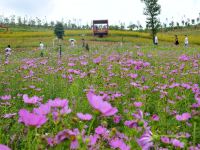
[184,35,189,47]
[175,35,179,45]
[39,42,44,57]
[82,38,85,48]
[154,35,158,45]
[5,45,12,63]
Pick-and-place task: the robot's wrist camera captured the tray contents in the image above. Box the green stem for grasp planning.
[193,122,196,146]
[87,116,96,135]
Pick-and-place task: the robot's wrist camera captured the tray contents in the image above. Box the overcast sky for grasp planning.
[0,0,200,26]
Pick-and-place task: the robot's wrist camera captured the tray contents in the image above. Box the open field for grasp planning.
[1,27,200,50]
[0,29,200,150]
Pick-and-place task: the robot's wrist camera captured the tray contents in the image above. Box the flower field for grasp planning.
[0,38,200,150]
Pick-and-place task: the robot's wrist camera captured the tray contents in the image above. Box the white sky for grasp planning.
[0,0,200,27]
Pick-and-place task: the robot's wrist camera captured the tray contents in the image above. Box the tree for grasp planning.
[141,0,161,44]
[54,22,65,40]
[191,19,195,25]
[127,24,138,31]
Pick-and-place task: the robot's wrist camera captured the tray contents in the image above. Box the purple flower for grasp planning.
[134,102,143,107]
[195,93,200,104]
[109,138,130,150]
[18,109,47,128]
[179,54,190,61]
[55,129,76,144]
[68,63,75,66]
[129,73,138,79]
[176,113,191,121]
[137,129,153,150]
[0,144,11,150]
[48,98,68,108]
[93,57,102,64]
[33,104,51,115]
[161,136,170,144]
[77,113,92,121]
[80,61,88,66]
[70,140,79,149]
[95,126,107,135]
[171,139,184,148]
[113,115,121,124]
[47,137,55,147]
[60,105,72,115]
[151,114,160,121]
[23,94,43,104]
[87,92,118,116]
[1,95,11,100]
[124,120,138,128]
[89,134,99,146]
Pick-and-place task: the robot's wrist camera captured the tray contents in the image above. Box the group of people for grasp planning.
[69,38,89,50]
[2,35,190,63]
[154,35,189,47]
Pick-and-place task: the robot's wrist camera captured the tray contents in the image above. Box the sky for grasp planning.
[0,0,200,27]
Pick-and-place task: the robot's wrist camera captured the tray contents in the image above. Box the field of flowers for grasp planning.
[0,41,200,150]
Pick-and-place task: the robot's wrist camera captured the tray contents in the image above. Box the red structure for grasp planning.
[93,20,108,37]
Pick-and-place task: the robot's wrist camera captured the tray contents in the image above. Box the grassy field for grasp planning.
[1,27,200,50]
[0,28,200,150]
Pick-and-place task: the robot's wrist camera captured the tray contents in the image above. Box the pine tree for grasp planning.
[54,22,65,40]
[141,0,161,44]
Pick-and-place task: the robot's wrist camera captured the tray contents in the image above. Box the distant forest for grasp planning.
[0,14,200,31]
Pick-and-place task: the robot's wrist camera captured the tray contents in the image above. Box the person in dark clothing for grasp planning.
[175,35,179,45]
[82,38,85,48]
[85,43,89,51]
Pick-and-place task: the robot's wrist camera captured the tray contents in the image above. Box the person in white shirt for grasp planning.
[5,45,12,62]
[39,42,44,57]
[184,35,189,47]
[154,35,158,45]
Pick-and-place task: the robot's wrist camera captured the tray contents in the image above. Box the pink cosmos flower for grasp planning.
[70,140,79,149]
[161,136,170,144]
[195,93,200,104]
[124,120,138,128]
[143,62,150,67]
[77,113,92,121]
[179,54,190,61]
[80,61,88,66]
[134,102,143,107]
[151,114,160,121]
[109,138,130,150]
[87,92,118,116]
[48,98,68,108]
[171,139,184,148]
[18,109,47,128]
[129,73,138,79]
[95,126,107,135]
[176,113,191,121]
[68,63,75,66]
[55,129,76,144]
[0,144,11,150]
[1,95,11,100]
[113,115,121,124]
[33,104,51,115]
[60,105,72,115]
[93,57,102,64]
[137,128,153,150]
[89,134,99,146]
[23,94,43,104]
